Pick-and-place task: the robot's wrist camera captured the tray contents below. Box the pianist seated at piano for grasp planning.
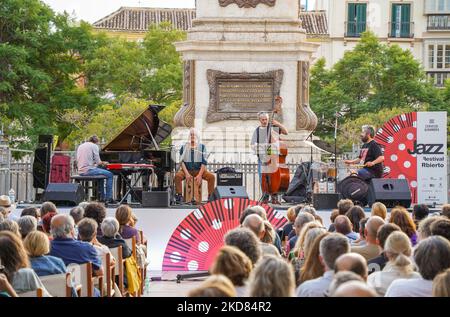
[174,128,215,203]
[76,135,116,204]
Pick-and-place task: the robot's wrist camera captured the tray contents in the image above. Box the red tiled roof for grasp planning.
[93,7,329,36]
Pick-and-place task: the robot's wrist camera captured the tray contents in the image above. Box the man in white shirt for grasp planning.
[385,236,450,297]
[296,233,351,297]
[76,135,114,203]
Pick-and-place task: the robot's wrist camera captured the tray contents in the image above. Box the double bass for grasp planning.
[260,97,290,197]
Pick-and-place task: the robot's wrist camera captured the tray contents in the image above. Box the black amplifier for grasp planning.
[217,172,243,186]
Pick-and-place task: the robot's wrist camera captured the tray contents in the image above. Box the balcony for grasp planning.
[428,15,450,30]
[428,71,450,87]
[345,21,367,37]
[389,21,415,38]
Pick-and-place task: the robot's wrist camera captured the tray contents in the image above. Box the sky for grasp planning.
[41,0,196,23]
[41,0,314,24]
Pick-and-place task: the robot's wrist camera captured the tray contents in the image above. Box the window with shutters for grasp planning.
[390,4,412,38]
[346,3,367,37]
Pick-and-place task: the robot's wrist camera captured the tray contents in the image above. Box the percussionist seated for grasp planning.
[174,128,215,203]
[344,125,384,181]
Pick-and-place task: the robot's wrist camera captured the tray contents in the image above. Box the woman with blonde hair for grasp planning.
[23,231,66,277]
[115,205,141,244]
[389,207,418,246]
[248,255,295,297]
[298,232,330,285]
[210,246,252,296]
[371,202,387,220]
[188,275,236,297]
[367,231,420,296]
[433,268,450,297]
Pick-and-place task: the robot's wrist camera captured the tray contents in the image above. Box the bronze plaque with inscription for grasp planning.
[207,70,284,123]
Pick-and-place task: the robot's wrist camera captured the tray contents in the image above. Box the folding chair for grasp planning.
[40,272,72,297]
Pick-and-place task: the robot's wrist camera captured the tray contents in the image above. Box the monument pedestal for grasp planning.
[173,0,320,163]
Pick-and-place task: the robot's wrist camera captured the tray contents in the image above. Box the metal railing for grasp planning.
[345,21,367,38]
[428,15,450,30]
[388,21,414,38]
[427,71,450,88]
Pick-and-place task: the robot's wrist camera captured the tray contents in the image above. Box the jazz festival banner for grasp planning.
[375,112,448,206]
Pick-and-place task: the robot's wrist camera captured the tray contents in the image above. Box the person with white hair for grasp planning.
[174,128,215,202]
[250,97,288,204]
[98,217,132,259]
[17,216,37,239]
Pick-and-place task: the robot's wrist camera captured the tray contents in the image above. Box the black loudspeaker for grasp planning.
[42,183,85,206]
[217,172,243,186]
[33,147,50,190]
[142,190,171,208]
[313,193,340,210]
[210,186,248,201]
[368,179,412,208]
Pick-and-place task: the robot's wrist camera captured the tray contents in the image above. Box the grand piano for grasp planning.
[100,105,175,202]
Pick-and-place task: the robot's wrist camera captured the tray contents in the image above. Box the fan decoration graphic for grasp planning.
[162,198,288,272]
[374,112,417,203]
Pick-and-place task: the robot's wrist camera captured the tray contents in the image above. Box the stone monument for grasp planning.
[173,0,319,163]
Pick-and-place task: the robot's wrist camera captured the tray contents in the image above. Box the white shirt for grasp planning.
[296,270,334,297]
[76,142,101,174]
[385,277,432,297]
[367,262,421,296]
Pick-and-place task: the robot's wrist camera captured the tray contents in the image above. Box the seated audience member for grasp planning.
[248,255,295,297]
[328,271,365,296]
[389,207,418,246]
[0,195,18,221]
[329,209,339,230]
[418,216,443,241]
[291,222,323,260]
[17,216,37,239]
[367,223,401,273]
[352,216,384,261]
[69,206,84,238]
[433,268,450,297]
[281,206,299,241]
[239,206,268,225]
[40,201,57,218]
[368,231,421,296]
[412,204,429,226]
[98,217,132,259]
[297,233,350,297]
[345,206,366,234]
[371,202,387,220]
[23,231,66,277]
[20,207,40,220]
[78,218,113,259]
[335,253,368,281]
[332,281,377,297]
[386,236,450,297]
[352,218,369,246]
[442,204,450,219]
[302,206,323,225]
[291,223,325,275]
[430,218,450,241]
[329,200,354,232]
[115,205,141,243]
[0,219,20,237]
[261,243,280,257]
[261,221,275,245]
[0,206,7,220]
[297,231,329,285]
[188,275,236,297]
[0,231,50,296]
[334,215,359,242]
[0,273,18,297]
[83,203,107,237]
[242,214,265,240]
[41,212,57,237]
[224,228,262,266]
[49,214,103,276]
[210,246,252,297]
[287,213,315,252]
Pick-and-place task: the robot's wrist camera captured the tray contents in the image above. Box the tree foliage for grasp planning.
[310,31,447,149]
[0,0,104,149]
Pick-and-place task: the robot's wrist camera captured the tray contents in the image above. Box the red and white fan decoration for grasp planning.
[162,198,287,272]
[375,112,417,203]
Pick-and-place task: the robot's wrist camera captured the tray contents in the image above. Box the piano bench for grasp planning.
[71,175,108,201]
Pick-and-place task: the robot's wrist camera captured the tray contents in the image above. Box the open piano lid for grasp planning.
[102,105,172,151]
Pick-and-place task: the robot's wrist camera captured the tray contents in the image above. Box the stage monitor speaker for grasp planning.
[313,193,340,210]
[217,172,243,186]
[210,186,248,201]
[368,178,412,208]
[142,190,171,208]
[33,147,50,190]
[42,183,85,206]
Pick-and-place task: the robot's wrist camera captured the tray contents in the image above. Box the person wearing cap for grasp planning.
[0,195,18,221]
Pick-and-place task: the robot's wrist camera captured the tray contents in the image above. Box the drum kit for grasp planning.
[312,161,370,206]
